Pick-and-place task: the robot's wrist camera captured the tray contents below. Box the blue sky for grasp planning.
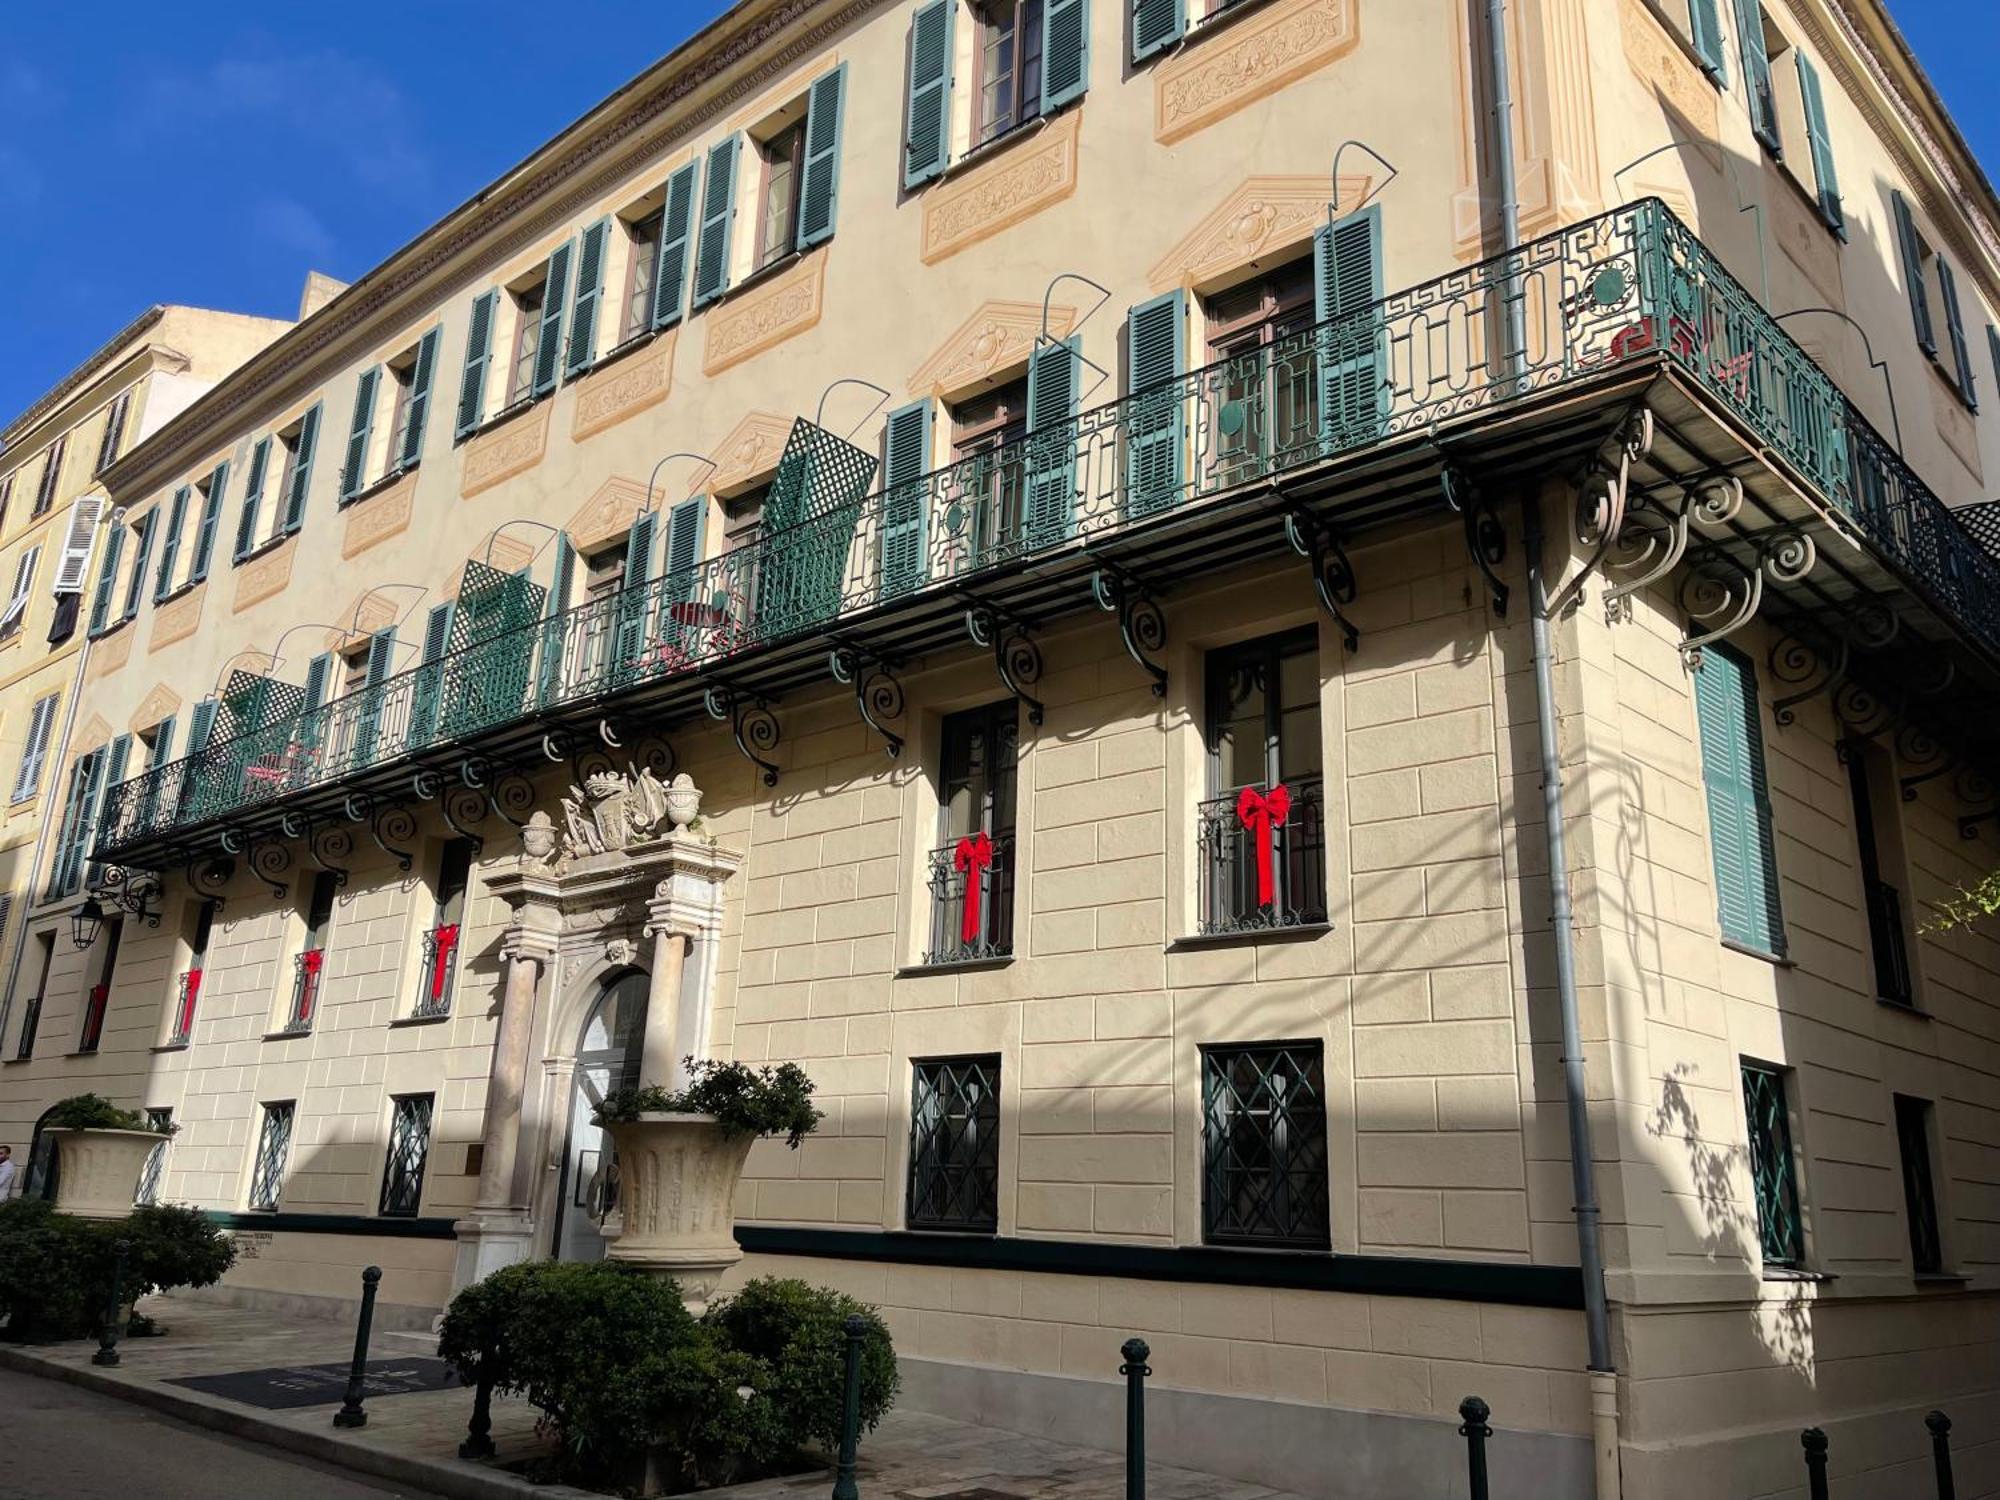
[0,0,1994,428]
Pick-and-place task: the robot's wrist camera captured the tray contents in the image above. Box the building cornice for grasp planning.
[1,306,164,451]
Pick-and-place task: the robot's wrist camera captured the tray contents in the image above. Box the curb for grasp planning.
[0,1343,598,1500]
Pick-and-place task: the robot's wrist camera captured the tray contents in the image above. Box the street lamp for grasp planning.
[70,897,105,951]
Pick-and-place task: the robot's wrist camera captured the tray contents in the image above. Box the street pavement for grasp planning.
[0,1367,438,1499]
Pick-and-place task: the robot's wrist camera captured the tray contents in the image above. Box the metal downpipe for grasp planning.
[1481,1,1620,1494]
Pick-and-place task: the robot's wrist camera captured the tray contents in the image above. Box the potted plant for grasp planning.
[40,1094,175,1220]
[592,1060,821,1312]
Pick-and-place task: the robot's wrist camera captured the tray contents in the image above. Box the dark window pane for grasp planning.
[1895,1094,1943,1274]
[908,1057,1001,1232]
[1740,1062,1804,1268]
[1201,1043,1329,1248]
[380,1094,434,1218]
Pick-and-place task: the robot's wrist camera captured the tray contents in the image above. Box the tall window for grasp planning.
[135,1107,173,1206]
[1201,1042,1329,1248]
[0,545,40,639]
[78,918,122,1054]
[32,436,66,517]
[285,872,338,1034]
[14,931,54,1059]
[754,119,807,272]
[623,210,664,341]
[379,1094,435,1218]
[96,390,132,474]
[907,1057,1001,1232]
[949,378,1029,562]
[509,277,549,405]
[927,702,1017,964]
[248,1101,296,1212]
[170,900,217,1047]
[1844,741,1916,1008]
[416,841,472,1018]
[1201,629,1326,934]
[1204,259,1318,483]
[972,0,1044,147]
[1693,646,1785,957]
[1894,1094,1944,1274]
[1740,1061,1804,1269]
[118,510,154,621]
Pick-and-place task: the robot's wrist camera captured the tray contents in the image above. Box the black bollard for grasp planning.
[1120,1337,1151,1500]
[830,1313,867,1500]
[93,1239,130,1368]
[460,1371,496,1460]
[1926,1411,1955,1500]
[333,1266,383,1429]
[1802,1427,1830,1500]
[1459,1396,1492,1500]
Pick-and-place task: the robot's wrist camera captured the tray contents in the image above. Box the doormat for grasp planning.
[168,1356,461,1409]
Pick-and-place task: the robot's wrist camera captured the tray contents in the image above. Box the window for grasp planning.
[510,278,548,404]
[0,545,40,639]
[79,917,122,1053]
[170,900,216,1047]
[118,509,155,622]
[1201,1042,1329,1248]
[96,390,132,474]
[622,209,665,341]
[973,0,1044,147]
[949,378,1029,561]
[905,0,1085,187]
[0,472,12,531]
[284,872,338,1034]
[1693,645,1785,957]
[1204,258,1318,485]
[695,67,845,305]
[1740,1061,1804,1269]
[379,1094,435,1218]
[1844,741,1917,1008]
[505,246,574,407]
[46,743,108,899]
[1893,191,1979,409]
[722,483,770,551]
[927,702,1017,964]
[1894,1094,1944,1274]
[14,932,54,1059]
[235,407,323,561]
[754,118,807,272]
[135,1108,172,1207]
[248,1101,295,1212]
[416,840,472,1018]
[1200,629,1326,934]
[31,436,65,517]
[907,1057,1000,1232]
[335,335,441,506]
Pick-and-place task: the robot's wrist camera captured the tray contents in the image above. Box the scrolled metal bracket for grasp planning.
[1955,769,1997,840]
[1283,506,1360,653]
[1091,565,1167,696]
[184,853,234,899]
[1895,722,1956,803]
[283,813,353,888]
[492,765,540,827]
[368,800,418,872]
[1441,463,1509,618]
[1677,529,1817,667]
[963,597,1046,726]
[440,784,490,853]
[705,684,781,787]
[1542,406,1656,621]
[828,640,908,759]
[1767,629,1849,728]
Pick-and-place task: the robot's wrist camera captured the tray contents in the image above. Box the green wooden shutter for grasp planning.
[1042,0,1090,110]
[1795,53,1843,238]
[366,630,396,684]
[660,496,708,650]
[1025,337,1081,548]
[283,404,322,533]
[410,603,454,745]
[456,290,498,440]
[1892,192,1936,356]
[1694,646,1785,956]
[537,533,575,706]
[1988,324,2000,398]
[1937,258,1977,408]
[189,462,228,583]
[48,748,105,897]
[234,438,270,561]
[880,400,932,598]
[1125,290,1185,517]
[796,66,847,250]
[692,138,740,309]
[123,514,156,621]
[349,627,397,766]
[653,164,699,330]
[904,0,955,189]
[443,563,547,735]
[1734,0,1778,149]
[188,698,219,751]
[1687,0,1727,80]
[614,509,660,676]
[1314,205,1387,451]
[87,733,131,881]
[1133,0,1184,62]
[567,219,611,379]
[137,715,177,833]
[87,523,123,635]
[302,653,333,711]
[399,327,441,468]
[532,242,575,398]
[340,367,381,502]
[153,486,191,602]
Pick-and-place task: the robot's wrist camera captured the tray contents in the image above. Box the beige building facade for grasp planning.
[2,0,1998,1495]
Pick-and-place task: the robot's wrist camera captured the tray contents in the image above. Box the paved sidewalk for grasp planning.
[0,1296,1308,1500]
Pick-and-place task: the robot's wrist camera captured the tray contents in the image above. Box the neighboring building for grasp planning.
[3,0,1999,1495]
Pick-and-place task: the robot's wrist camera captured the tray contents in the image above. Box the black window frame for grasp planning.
[1200,1039,1331,1249]
[379,1093,435,1219]
[925,701,1018,965]
[1894,1093,1944,1275]
[906,1055,1002,1234]
[1740,1059,1805,1270]
[248,1100,295,1212]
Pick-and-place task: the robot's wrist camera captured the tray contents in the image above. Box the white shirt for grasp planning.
[0,1156,16,1198]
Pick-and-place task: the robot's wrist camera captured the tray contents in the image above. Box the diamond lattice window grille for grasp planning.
[1740,1062,1804,1268]
[379,1094,434,1218]
[907,1057,1001,1233]
[248,1101,294,1212]
[1201,1043,1330,1249]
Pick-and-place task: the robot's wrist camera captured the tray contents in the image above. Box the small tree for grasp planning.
[1922,869,2000,933]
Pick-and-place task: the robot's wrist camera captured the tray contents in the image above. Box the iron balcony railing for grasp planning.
[94,200,2000,856]
[924,832,1015,965]
[283,950,322,1034]
[1866,878,1915,1008]
[1197,777,1327,936]
[168,968,201,1046]
[414,923,460,1019]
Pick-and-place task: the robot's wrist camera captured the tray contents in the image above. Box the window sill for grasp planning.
[460,395,543,446]
[1170,922,1331,952]
[929,108,1071,191]
[1876,997,1929,1018]
[1762,155,1846,245]
[262,1028,314,1042]
[699,248,807,315]
[1,1056,33,1066]
[1914,1270,1972,1286]
[338,463,416,510]
[1720,938,1793,967]
[151,1042,190,1054]
[587,326,663,376]
[389,1012,452,1029]
[153,579,201,609]
[233,531,292,569]
[897,956,1014,977]
[64,1050,102,1059]
[1761,1267,1835,1284]
[87,618,131,645]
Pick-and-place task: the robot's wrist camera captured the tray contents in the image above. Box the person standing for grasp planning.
[0,1144,16,1199]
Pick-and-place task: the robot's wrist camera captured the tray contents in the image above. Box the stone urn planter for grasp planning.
[601,1113,755,1313]
[46,1128,162,1219]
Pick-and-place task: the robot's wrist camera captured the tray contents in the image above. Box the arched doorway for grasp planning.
[551,970,648,1261]
[23,1105,60,1201]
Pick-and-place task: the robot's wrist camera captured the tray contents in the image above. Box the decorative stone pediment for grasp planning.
[908,300,1078,400]
[566,476,652,555]
[702,253,826,377]
[706,410,793,496]
[71,713,113,758]
[1147,175,1375,294]
[129,682,184,733]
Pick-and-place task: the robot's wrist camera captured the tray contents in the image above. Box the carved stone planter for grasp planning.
[46,1128,161,1219]
[602,1113,754,1313]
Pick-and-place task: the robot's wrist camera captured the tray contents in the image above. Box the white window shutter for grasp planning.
[53,496,106,594]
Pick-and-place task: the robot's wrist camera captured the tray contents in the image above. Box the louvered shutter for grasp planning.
[797,66,847,250]
[1133,0,1184,63]
[1795,54,1843,238]
[614,509,660,674]
[1687,0,1727,80]
[1314,206,1387,451]
[136,714,176,831]
[879,400,932,599]
[1937,259,1977,408]
[352,627,397,766]
[567,220,611,379]
[283,404,322,533]
[123,515,156,621]
[48,748,104,897]
[1042,0,1090,110]
[0,475,12,530]
[235,438,271,561]
[691,137,740,309]
[53,496,105,594]
[531,243,574,398]
[456,291,498,440]
[87,734,132,882]
[1988,324,2000,397]
[12,694,57,800]
[1025,338,1081,548]
[1694,647,1785,955]
[303,653,333,712]
[410,604,454,745]
[1734,0,1778,149]
[88,524,124,635]
[148,716,176,769]
[1892,192,1936,356]
[660,497,708,650]
[189,462,228,583]
[340,368,380,502]
[96,391,131,474]
[904,0,955,189]
[189,700,219,749]
[1125,291,1185,517]
[399,327,441,468]
[153,486,190,602]
[366,629,396,684]
[537,533,575,706]
[653,164,699,329]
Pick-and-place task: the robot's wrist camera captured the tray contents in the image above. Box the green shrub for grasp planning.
[595,1059,823,1148]
[0,1199,234,1342]
[703,1278,899,1454]
[122,1204,236,1300]
[43,1093,173,1133]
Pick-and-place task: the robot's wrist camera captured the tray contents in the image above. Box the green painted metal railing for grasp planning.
[95,200,2000,858]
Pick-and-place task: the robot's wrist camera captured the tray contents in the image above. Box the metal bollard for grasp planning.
[1926,1411,1955,1500]
[93,1239,130,1368]
[460,1371,496,1460]
[1459,1396,1492,1500]
[1801,1427,1830,1500]
[830,1313,867,1500]
[333,1266,383,1429]
[1120,1337,1151,1500]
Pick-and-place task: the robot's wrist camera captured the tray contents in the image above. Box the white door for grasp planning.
[554,971,648,1262]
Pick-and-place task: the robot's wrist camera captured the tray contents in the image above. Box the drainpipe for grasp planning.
[1481,4,1621,1496]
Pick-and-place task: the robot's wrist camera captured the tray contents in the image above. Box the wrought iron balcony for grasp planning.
[1866,878,1915,1008]
[1197,777,1327,936]
[924,831,1015,965]
[414,923,460,1019]
[168,968,201,1046]
[282,950,322,1034]
[92,200,2000,868]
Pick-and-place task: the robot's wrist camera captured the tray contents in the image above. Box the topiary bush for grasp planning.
[594,1059,822,1148]
[123,1204,236,1301]
[703,1278,899,1454]
[0,1198,235,1342]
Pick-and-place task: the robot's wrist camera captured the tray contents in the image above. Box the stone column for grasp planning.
[640,915,690,1090]
[476,931,555,1210]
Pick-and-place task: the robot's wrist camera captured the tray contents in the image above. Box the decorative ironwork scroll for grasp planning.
[828,641,908,758]
[1441,463,1508,617]
[1091,566,1167,696]
[1678,529,1817,666]
[705,684,781,787]
[963,598,1046,727]
[1831,678,1894,739]
[1283,507,1359,653]
[492,766,540,827]
[440,785,489,852]
[282,812,353,887]
[184,853,234,897]
[1544,405,1656,621]
[1768,630,1849,727]
[369,800,418,872]
[1896,722,1955,803]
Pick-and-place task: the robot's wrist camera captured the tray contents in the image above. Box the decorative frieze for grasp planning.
[701,256,825,377]
[232,537,295,613]
[87,627,132,680]
[147,584,204,653]
[908,300,1078,399]
[461,401,552,500]
[340,469,417,560]
[1618,0,1718,139]
[921,111,1081,264]
[1147,174,1374,293]
[572,333,676,442]
[1154,0,1359,145]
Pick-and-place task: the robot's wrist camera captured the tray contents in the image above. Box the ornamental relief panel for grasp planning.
[1933,380,1984,487]
[921,110,1081,265]
[461,400,552,501]
[1147,174,1375,293]
[701,254,826,377]
[1771,187,1845,307]
[148,583,205,653]
[232,536,295,614]
[1617,0,1717,139]
[340,468,417,560]
[1154,0,1359,145]
[324,591,401,654]
[567,476,653,554]
[706,410,795,495]
[87,626,132,680]
[70,713,112,759]
[573,332,677,442]
[908,300,1078,399]
[129,682,184,733]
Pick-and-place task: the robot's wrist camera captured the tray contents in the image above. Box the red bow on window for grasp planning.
[430,924,460,1001]
[1236,783,1291,909]
[179,969,202,1034]
[301,949,324,975]
[953,832,994,947]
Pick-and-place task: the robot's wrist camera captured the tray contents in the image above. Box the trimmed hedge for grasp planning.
[0,1199,235,1342]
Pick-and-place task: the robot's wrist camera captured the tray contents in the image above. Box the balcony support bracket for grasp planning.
[829,640,908,759]
[347,793,417,872]
[1677,529,1817,667]
[1897,722,1957,803]
[1091,566,1167,696]
[1442,463,1510,618]
[283,813,352,889]
[963,597,1046,727]
[705,684,781,788]
[1543,406,1657,621]
[221,828,290,902]
[491,765,542,827]
[185,853,234,901]
[414,768,489,856]
[1284,507,1360,654]
[1768,630,1849,728]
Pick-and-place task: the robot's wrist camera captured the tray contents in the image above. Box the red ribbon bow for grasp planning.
[954,832,994,946]
[430,924,460,1001]
[1236,783,1292,908]
[301,949,324,975]
[179,969,203,1035]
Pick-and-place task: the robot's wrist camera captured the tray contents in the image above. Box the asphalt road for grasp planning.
[0,1368,441,1499]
